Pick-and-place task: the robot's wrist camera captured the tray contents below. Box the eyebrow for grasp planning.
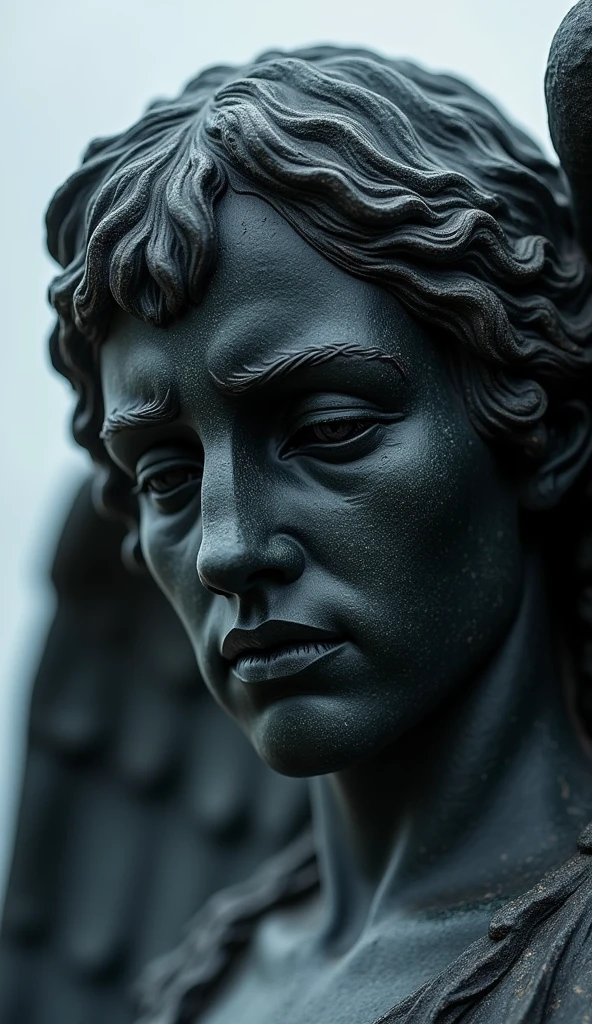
[100,389,180,442]
[210,343,407,395]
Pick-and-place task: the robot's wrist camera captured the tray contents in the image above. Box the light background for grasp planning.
[0,0,577,893]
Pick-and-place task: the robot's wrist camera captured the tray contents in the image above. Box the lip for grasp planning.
[232,640,345,683]
[221,620,345,683]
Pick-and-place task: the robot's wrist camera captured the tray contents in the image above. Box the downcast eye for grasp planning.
[143,467,200,494]
[310,420,368,443]
[289,418,374,450]
[136,457,203,501]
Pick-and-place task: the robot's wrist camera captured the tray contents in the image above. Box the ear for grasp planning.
[519,400,592,511]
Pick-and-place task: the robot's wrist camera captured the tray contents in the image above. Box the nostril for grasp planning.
[197,566,285,597]
[202,581,228,597]
[196,559,231,595]
[196,553,254,596]
[247,567,287,586]
[196,533,305,596]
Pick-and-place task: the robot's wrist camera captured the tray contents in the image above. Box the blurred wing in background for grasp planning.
[0,477,310,1024]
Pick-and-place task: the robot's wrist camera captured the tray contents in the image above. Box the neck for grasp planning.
[311,552,592,943]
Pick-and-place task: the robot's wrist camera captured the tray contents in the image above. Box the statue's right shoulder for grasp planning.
[134,830,319,1024]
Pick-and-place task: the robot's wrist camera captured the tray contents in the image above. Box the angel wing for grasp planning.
[0,476,310,1023]
[546,0,592,261]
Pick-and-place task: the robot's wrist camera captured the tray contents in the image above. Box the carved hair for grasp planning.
[47,47,592,725]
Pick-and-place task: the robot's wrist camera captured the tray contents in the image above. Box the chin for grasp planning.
[247,695,387,778]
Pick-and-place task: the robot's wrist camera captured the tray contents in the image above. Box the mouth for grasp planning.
[232,640,344,683]
[221,620,345,684]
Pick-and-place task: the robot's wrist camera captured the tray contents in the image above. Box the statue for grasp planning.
[43,3,592,1020]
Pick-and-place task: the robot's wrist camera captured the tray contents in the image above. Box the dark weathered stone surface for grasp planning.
[136,827,592,1024]
[29,6,592,1021]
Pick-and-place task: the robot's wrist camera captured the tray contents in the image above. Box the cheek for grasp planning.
[139,506,247,724]
[382,420,520,581]
[140,503,206,634]
[303,415,523,675]
[390,427,522,663]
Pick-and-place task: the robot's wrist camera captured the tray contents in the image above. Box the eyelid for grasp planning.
[135,454,203,489]
[291,393,385,415]
[288,408,402,434]
[280,411,403,461]
[136,444,203,471]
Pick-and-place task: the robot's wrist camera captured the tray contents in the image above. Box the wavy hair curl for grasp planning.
[46,46,592,726]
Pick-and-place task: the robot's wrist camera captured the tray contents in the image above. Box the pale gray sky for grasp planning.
[0,0,576,890]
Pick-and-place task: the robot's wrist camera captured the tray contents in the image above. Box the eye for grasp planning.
[282,415,381,458]
[135,452,203,510]
[296,419,372,446]
[141,466,201,495]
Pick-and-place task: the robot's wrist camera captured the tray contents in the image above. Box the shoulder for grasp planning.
[381,829,592,1024]
[133,831,319,1024]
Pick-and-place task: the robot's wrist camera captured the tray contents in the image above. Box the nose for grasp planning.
[197,529,305,596]
[196,451,304,597]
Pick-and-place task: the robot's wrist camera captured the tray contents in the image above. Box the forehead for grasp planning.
[100,190,434,412]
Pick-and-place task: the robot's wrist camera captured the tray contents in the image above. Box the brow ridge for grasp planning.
[210,343,407,395]
[100,389,180,442]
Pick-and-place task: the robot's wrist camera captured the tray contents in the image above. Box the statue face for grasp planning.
[101,192,524,776]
